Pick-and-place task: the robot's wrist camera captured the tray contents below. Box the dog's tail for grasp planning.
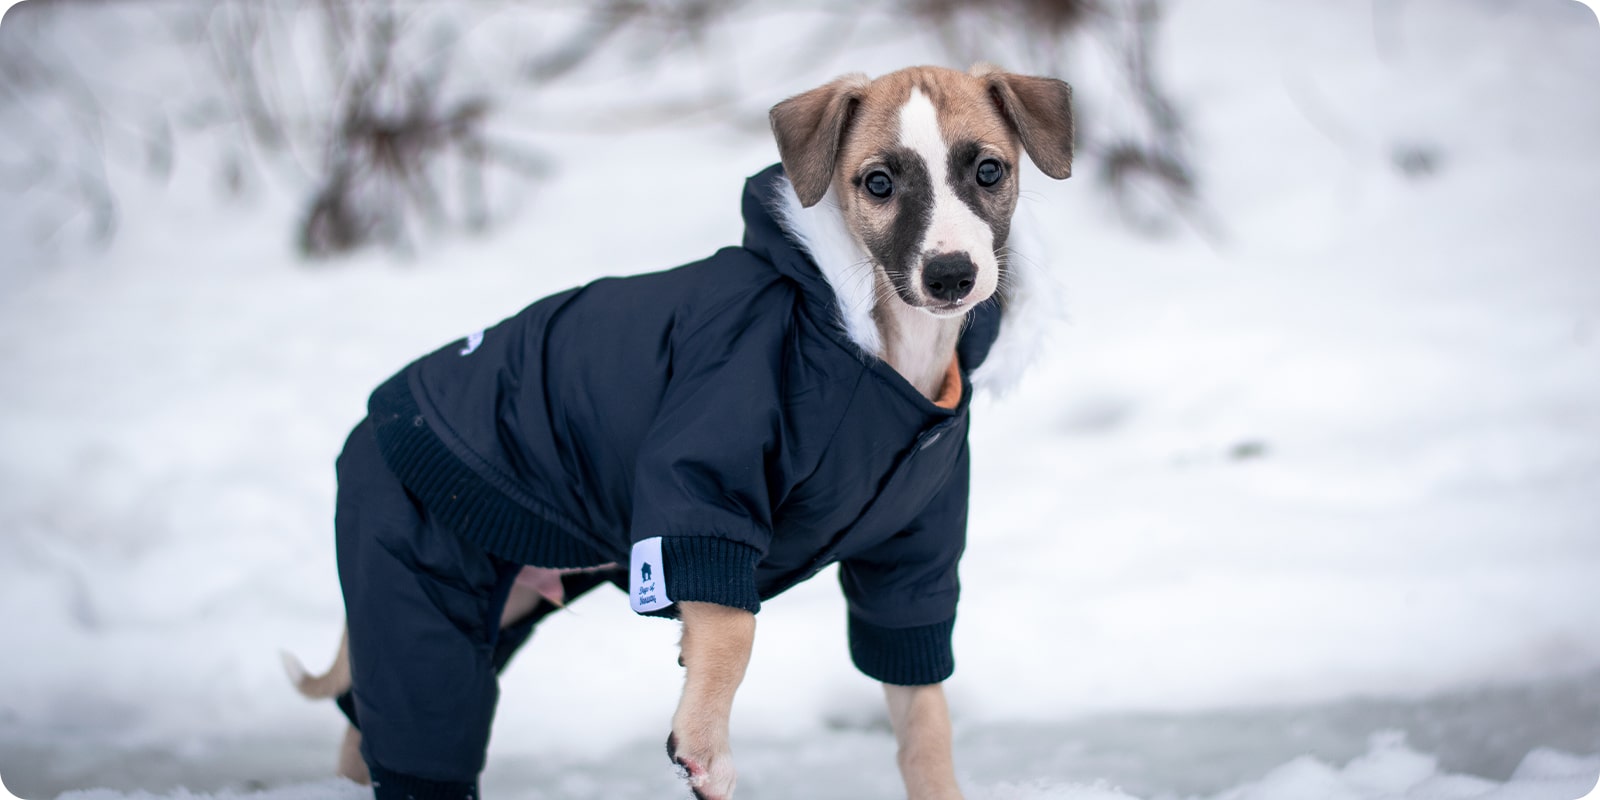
[282,627,352,699]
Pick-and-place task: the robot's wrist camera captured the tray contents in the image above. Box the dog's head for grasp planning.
[770,65,1073,318]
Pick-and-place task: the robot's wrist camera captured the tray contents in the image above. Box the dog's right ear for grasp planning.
[770,74,868,207]
[977,65,1075,180]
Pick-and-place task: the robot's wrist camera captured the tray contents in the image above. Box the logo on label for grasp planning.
[459,330,485,356]
[630,537,672,613]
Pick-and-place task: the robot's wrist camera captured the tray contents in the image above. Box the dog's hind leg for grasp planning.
[282,631,369,784]
[500,564,622,627]
[338,725,371,785]
[501,568,560,627]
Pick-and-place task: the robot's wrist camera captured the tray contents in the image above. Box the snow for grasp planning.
[2,0,1599,798]
[27,736,1600,799]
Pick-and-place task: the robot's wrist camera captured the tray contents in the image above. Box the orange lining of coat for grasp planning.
[932,356,963,410]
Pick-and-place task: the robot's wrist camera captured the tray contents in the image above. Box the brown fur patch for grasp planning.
[769,64,1074,215]
[769,73,870,207]
[770,64,1074,199]
[830,66,1023,201]
[933,355,963,409]
[973,63,1076,179]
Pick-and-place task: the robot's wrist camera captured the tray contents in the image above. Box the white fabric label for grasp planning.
[630,537,673,613]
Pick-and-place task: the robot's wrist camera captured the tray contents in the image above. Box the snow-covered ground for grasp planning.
[2,0,1599,798]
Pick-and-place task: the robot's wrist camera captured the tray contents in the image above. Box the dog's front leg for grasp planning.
[884,682,964,800]
[668,600,755,800]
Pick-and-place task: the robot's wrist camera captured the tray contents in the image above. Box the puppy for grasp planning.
[288,64,1072,800]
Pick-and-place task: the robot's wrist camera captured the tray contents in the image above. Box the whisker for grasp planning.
[997,245,1042,273]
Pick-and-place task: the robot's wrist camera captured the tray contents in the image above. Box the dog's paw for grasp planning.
[666,730,736,800]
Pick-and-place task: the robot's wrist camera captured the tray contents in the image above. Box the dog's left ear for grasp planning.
[979,66,1075,180]
[770,73,868,207]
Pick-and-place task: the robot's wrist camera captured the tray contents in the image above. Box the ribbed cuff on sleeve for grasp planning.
[848,614,956,686]
[369,762,479,800]
[661,536,763,613]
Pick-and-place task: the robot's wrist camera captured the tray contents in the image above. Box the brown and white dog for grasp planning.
[289,63,1071,800]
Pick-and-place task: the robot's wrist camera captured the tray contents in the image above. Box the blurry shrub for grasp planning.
[1390,142,1441,180]
[0,0,1209,262]
[205,3,548,259]
[0,2,173,253]
[913,0,1101,46]
[1100,140,1195,235]
[207,0,747,259]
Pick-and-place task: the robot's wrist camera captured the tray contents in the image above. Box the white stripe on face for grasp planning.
[896,88,999,311]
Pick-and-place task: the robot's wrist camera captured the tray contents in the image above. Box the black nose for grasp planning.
[922,253,977,303]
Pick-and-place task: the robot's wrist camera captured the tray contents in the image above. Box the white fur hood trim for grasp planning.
[970,198,1064,395]
[770,180,885,357]
[769,175,1061,396]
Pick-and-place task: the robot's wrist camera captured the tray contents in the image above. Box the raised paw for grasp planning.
[666,730,736,800]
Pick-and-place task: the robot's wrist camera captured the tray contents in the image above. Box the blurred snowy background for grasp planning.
[1,1,1598,798]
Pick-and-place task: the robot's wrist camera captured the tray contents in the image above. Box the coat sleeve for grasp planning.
[625,293,790,617]
[838,442,969,685]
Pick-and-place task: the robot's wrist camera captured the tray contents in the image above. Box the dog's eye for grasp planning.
[976,159,1004,188]
[864,171,894,199]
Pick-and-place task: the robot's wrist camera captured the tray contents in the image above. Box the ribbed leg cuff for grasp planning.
[368,762,479,800]
[848,614,957,686]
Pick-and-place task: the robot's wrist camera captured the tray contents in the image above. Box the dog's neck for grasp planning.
[771,176,1054,398]
[872,274,963,398]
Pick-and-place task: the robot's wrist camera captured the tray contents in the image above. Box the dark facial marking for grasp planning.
[946,140,1015,257]
[857,145,933,305]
